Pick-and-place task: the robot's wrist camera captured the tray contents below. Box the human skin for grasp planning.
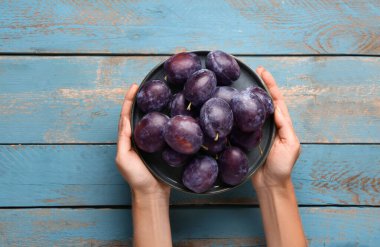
[115,84,172,247]
[252,67,307,247]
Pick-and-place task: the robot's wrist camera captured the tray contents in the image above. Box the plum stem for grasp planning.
[259,144,263,155]
[164,75,167,81]
[187,102,192,111]
[201,145,209,151]
[214,132,219,141]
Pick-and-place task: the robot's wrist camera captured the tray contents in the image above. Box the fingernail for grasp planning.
[276,106,282,114]
[257,65,263,69]
[119,116,128,131]
[118,116,124,132]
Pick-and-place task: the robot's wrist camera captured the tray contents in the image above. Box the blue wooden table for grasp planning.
[0,1,379,246]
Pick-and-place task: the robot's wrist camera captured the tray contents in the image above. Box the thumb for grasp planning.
[274,106,294,141]
[117,84,139,156]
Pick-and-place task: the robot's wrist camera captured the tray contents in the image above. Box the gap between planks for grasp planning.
[1,143,380,146]
[0,204,379,210]
[0,53,379,57]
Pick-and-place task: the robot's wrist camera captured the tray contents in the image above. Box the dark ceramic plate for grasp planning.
[131,51,275,194]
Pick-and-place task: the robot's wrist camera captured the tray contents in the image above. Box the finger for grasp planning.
[257,67,282,105]
[274,106,295,141]
[256,66,265,78]
[117,116,132,154]
[120,83,139,118]
[261,69,284,102]
[261,69,292,121]
[117,84,139,154]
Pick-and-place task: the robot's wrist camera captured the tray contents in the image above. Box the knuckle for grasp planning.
[290,137,301,150]
[295,139,301,148]
[115,156,122,166]
[294,141,301,156]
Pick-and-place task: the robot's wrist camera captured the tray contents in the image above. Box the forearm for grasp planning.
[132,191,172,247]
[255,180,307,247]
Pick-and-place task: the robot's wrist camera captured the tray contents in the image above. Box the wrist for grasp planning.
[255,179,294,199]
[254,179,306,247]
[252,171,292,191]
[132,189,170,208]
[131,187,172,247]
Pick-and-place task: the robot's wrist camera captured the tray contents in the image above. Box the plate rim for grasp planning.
[131,50,276,195]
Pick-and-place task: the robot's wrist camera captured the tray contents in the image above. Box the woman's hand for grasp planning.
[252,67,301,190]
[252,67,307,247]
[115,84,170,199]
[115,84,172,247]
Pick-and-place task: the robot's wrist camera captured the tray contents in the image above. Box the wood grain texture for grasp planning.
[1,1,379,246]
[0,145,378,207]
[0,0,379,54]
[0,207,379,246]
[0,56,379,143]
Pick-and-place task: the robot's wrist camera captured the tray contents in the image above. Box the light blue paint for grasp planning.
[0,1,379,54]
[0,145,378,207]
[0,1,379,245]
[0,208,378,246]
[0,56,379,143]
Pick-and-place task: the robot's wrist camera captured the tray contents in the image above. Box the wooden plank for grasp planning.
[0,56,379,143]
[0,1,379,54]
[0,207,378,246]
[0,145,378,207]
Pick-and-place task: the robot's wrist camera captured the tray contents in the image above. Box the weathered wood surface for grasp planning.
[1,0,379,54]
[0,144,378,207]
[0,207,378,247]
[1,1,380,246]
[1,56,379,143]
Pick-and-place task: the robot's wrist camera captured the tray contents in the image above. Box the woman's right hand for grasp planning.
[252,67,301,190]
[115,84,170,199]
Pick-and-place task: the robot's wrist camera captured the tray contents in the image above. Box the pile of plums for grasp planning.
[133,50,274,193]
